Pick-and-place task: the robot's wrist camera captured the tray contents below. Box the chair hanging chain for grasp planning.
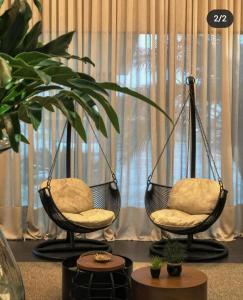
[148,92,190,183]
[46,115,118,188]
[195,107,223,187]
[47,121,68,188]
[195,109,216,180]
[84,112,117,183]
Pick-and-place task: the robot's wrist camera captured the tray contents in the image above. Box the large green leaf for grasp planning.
[99,82,173,124]
[78,72,96,82]
[0,57,12,87]
[43,66,78,85]
[0,52,41,72]
[15,51,50,65]
[30,85,62,95]
[58,90,108,137]
[80,94,108,137]
[0,0,32,54]
[12,64,50,84]
[38,59,62,68]
[18,105,31,123]
[29,96,55,112]
[16,133,29,144]
[17,22,42,53]
[30,94,87,141]
[2,87,20,103]
[77,89,120,133]
[3,111,20,152]
[53,96,87,141]
[26,102,42,130]
[69,78,109,96]
[0,104,11,115]
[65,55,95,67]
[37,31,75,56]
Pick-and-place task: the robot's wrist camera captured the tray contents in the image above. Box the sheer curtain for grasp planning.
[0,0,242,241]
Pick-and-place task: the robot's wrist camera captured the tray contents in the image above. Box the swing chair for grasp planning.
[33,119,120,261]
[145,76,228,261]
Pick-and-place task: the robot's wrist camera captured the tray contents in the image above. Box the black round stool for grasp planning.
[62,254,133,300]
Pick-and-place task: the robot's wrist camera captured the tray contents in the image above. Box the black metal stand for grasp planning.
[187,76,196,178]
[72,270,130,300]
[150,238,228,262]
[148,76,229,262]
[32,123,113,261]
[32,235,112,261]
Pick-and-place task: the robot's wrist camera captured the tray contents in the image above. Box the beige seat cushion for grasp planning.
[150,208,209,228]
[40,178,93,214]
[168,178,220,215]
[63,209,115,228]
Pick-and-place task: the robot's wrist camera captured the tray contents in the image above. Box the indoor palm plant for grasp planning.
[163,240,186,277]
[0,0,171,153]
[0,0,172,298]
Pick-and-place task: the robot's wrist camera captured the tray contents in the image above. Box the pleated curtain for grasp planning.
[0,0,242,241]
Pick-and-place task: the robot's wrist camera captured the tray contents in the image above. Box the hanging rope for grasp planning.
[148,80,223,190]
[148,92,190,183]
[84,112,117,184]
[47,121,68,188]
[195,106,223,187]
[46,112,118,188]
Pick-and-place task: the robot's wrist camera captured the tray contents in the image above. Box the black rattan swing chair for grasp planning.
[33,118,121,261]
[145,76,228,262]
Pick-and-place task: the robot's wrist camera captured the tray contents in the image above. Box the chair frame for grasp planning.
[144,77,229,261]
[145,182,228,261]
[33,121,121,261]
[32,180,120,261]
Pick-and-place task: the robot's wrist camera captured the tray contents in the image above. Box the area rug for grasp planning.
[18,262,243,300]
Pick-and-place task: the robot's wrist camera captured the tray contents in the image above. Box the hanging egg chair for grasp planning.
[33,120,120,261]
[145,76,228,261]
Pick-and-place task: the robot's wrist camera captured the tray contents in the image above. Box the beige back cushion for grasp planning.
[41,178,93,214]
[168,178,220,215]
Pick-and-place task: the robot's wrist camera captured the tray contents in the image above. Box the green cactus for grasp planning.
[150,256,162,270]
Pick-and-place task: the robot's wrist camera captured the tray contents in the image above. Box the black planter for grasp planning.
[167,263,182,277]
[150,268,161,278]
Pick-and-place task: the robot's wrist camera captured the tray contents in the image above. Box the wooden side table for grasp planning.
[77,253,125,272]
[72,253,130,299]
[132,266,207,300]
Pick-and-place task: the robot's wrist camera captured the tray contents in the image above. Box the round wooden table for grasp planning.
[132,266,207,300]
[73,253,129,299]
[77,253,125,272]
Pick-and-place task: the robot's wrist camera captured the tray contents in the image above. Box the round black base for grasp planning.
[62,255,133,300]
[32,238,112,261]
[150,238,228,262]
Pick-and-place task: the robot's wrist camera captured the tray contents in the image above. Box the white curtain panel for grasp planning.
[0,0,242,241]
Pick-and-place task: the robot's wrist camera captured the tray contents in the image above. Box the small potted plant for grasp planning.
[163,240,186,277]
[150,256,162,278]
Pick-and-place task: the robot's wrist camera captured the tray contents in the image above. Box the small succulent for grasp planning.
[163,240,186,264]
[150,256,162,270]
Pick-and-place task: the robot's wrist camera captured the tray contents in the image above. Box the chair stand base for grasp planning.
[32,238,112,261]
[150,238,228,262]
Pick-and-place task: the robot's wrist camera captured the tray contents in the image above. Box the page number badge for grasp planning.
[207,10,233,28]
